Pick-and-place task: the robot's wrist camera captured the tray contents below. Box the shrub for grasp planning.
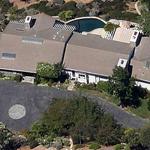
[140,126,150,148]
[36,63,62,80]
[104,22,119,32]
[81,83,96,90]
[108,11,139,22]
[61,1,77,11]
[89,142,101,150]
[123,128,140,146]
[28,97,123,145]
[58,10,74,21]
[124,144,131,150]
[96,81,109,92]
[114,144,124,150]
[14,75,22,82]
[147,99,150,111]
[34,75,41,85]
[48,80,53,87]
[74,144,85,149]
[28,138,39,149]
[75,82,96,90]
[0,72,4,78]
[74,82,81,88]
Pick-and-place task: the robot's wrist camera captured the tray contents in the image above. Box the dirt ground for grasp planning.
[76,146,114,150]
[11,0,138,11]
[126,1,138,14]
[11,0,39,9]
[10,0,53,9]
[64,0,93,4]
[11,0,93,9]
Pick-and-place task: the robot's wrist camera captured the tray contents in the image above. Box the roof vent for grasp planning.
[25,16,32,29]
[117,58,128,68]
[145,61,150,69]
[130,30,139,43]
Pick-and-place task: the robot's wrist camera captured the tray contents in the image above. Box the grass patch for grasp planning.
[128,99,150,119]
[76,88,119,105]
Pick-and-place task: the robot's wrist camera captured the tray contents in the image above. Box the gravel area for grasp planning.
[0,80,148,131]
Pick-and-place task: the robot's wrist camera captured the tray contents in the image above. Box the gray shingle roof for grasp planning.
[68,33,133,55]
[0,32,67,73]
[134,37,150,61]
[132,37,150,81]
[0,14,134,76]
[64,32,133,76]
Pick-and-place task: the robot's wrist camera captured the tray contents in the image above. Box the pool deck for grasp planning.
[88,28,107,37]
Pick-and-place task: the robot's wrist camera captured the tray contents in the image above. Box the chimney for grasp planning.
[130,30,140,47]
[117,58,128,69]
[25,16,32,29]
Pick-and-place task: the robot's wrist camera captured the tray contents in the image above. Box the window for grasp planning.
[1,53,16,59]
[72,71,75,77]
[79,74,85,79]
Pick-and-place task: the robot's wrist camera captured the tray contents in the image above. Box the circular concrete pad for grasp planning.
[8,104,26,120]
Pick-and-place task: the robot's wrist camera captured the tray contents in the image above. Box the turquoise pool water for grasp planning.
[67,18,106,32]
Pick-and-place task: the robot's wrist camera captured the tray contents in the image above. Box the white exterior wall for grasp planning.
[136,81,150,91]
[99,78,108,82]
[77,73,87,83]
[65,70,87,83]
[89,75,96,83]
[88,75,108,83]
[66,70,108,84]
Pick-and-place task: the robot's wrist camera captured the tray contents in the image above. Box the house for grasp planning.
[63,32,134,83]
[131,37,150,90]
[0,13,72,76]
[0,13,135,84]
[113,27,140,46]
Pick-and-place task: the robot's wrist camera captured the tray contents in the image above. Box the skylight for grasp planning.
[22,36,44,44]
[145,61,150,69]
[1,53,16,60]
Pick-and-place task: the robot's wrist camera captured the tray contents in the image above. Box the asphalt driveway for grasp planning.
[0,80,148,131]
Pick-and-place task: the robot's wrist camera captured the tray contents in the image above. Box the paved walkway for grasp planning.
[0,80,148,131]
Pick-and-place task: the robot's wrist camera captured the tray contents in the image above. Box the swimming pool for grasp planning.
[66,17,106,32]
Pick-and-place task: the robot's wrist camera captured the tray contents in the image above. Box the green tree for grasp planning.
[109,67,137,107]
[0,0,12,13]
[0,122,26,149]
[123,128,141,147]
[139,12,150,36]
[58,10,74,21]
[8,6,18,20]
[147,98,150,111]
[140,126,150,149]
[36,62,62,80]
[96,81,111,93]
[65,10,74,20]
[0,13,7,31]
[28,97,123,145]
[0,123,13,149]
[140,0,150,11]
